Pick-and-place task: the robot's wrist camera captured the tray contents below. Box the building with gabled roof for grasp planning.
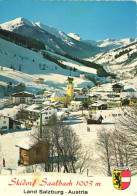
[16,137,50,166]
[11,91,35,105]
[112,83,124,93]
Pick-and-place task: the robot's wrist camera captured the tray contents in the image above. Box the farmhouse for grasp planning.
[16,138,50,166]
[11,91,35,105]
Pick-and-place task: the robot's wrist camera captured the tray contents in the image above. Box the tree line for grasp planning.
[0,28,46,50]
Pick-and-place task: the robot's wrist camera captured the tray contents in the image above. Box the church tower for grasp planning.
[66,77,74,102]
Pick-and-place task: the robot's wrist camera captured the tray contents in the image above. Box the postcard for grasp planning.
[0,0,137,195]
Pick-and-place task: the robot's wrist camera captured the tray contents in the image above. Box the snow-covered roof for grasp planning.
[112,83,124,87]
[12,91,35,97]
[92,114,103,121]
[51,91,66,98]
[15,137,38,150]
[75,94,89,99]
[91,101,107,107]
[57,111,66,117]
[70,101,82,105]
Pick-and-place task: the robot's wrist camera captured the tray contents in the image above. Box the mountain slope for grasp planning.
[1,37,111,96]
[86,41,137,79]
[84,38,135,51]
[0,18,101,58]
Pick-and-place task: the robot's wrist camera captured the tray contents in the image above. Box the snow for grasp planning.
[67,33,82,41]
[36,22,69,41]
[60,60,97,74]
[0,106,126,176]
[0,17,34,31]
[0,38,96,95]
[16,137,38,150]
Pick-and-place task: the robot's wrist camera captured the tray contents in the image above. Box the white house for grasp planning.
[0,114,9,130]
[11,91,35,105]
[68,101,82,111]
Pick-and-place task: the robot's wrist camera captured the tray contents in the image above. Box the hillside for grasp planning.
[86,40,137,79]
[0,38,110,97]
[0,17,101,59]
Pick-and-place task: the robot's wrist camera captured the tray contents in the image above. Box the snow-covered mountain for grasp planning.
[85,38,135,51]
[0,17,101,58]
[0,37,111,97]
[67,33,82,41]
[86,40,137,79]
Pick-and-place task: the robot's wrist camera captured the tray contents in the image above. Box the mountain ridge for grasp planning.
[1,17,135,59]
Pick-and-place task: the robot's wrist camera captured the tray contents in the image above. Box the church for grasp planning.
[51,77,74,107]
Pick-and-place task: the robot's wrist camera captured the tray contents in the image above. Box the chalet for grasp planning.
[11,91,35,105]
[112,83,124,93]
[68,101,82,111]
[16,138,50,166]
[120,92,137,106]
[87,114,103,124]
[90,94,102,101]
[89,101,107,110]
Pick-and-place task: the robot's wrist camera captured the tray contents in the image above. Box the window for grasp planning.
[3,121,6,124]
[45,117,48,119]
[36,147,41,154]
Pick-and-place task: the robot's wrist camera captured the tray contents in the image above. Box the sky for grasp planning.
[0,0,136,40]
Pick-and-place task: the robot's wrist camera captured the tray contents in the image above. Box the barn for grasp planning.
[87,114,103,124]
[16,138,50,166]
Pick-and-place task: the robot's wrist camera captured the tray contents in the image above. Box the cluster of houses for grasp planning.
[0,78,137,131]
[0,78,137,168]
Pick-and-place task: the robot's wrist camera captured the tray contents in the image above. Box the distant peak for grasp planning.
[67,32,82,41]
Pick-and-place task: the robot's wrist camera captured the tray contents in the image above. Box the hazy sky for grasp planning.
[0,0,136,40]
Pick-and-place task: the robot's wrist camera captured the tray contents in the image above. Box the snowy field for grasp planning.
[0,107,124,176]
[0,38,97,95]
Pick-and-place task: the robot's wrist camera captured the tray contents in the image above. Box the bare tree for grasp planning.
[96,107,137,176]
[31,115,90,173]
[96,128,112,176]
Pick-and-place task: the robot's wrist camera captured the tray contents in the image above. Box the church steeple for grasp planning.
[66,77,74,102]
